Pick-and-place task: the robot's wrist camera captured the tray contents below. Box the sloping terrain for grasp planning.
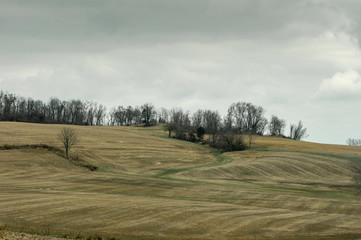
[1,122,361,240]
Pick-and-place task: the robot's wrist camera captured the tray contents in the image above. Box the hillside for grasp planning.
[1,122,361,240]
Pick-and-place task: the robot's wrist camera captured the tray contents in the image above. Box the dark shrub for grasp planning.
[187,132,197,142]
[208,132,247,152]
[196,126,205,140]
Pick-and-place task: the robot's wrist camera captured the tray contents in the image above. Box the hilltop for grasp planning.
[0,122,361,240]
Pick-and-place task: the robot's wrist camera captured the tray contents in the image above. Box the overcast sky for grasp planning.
[1,0,361,145]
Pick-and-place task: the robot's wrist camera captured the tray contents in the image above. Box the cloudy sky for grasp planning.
[1,0,361,144]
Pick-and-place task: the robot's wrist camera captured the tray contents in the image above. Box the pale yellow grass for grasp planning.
[0,122,214,175]
[1,122,361,240]
[253,135,361,156]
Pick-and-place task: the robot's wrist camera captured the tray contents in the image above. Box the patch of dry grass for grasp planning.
[252,135,361,156]
[1,122,361,240]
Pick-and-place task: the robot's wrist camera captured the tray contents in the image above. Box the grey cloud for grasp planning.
[1,0,361,144]
[1,0,345,54]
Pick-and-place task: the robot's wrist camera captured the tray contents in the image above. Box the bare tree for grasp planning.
[86,102,96,125]
[58,128,79,159]
[170,108,191,128]
[347,138,361,146]
[141,103,155,127]
[163,122,177,138]
[269,115,286,136]
[158,107,169,123]
[110,106,126,126]
[227,102,268,135]
[289,121,308,141]
[203,110,221,142]
[169,108,191,138]
[192,109,203,129]
[95,104,106,125]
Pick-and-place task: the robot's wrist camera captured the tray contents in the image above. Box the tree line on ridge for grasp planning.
[0,91,308,151]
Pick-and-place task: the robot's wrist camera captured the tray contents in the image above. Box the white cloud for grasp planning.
[284,31,361,70]
[316,70,361,99]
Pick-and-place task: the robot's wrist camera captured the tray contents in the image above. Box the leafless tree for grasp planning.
[192,109,204,129]
[163,122,177,138]
[95,104,106,125]
[169,108,191,138]
[48,98,59,122]
[170,108,190,128]
[133,107,142,124]
[157,107,169,123]
[68,100,86,124]
[55,100,64,123]
[289,121,308,141]
[203,110,221,142]
[347,138,361,146]
[246,104,268,135]
[110,106,126,126]
[227,102,268,148]
[58,128,79,159]
[227,102,268,135]
[123,106,133,125]
[269,115,286,136]
[15,97,27,121]
[86,102,96,125]
[141,103,155,126]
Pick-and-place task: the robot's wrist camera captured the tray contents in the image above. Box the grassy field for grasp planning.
[1,122,361,240]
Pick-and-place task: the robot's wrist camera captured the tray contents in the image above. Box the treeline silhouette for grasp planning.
[0,91,107,125]
[0,91,308,151]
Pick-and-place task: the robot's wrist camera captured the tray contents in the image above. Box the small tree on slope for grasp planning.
[58,127,78,159]
[289,121,308,141]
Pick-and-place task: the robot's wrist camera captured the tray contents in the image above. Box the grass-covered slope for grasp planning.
[1,122,361,240]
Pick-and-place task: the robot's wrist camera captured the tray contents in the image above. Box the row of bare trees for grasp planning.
[164,103,306,138]
[0,91,161,127]
[160,102,308,152]
[0,91,106,125]
[108,103,157,126]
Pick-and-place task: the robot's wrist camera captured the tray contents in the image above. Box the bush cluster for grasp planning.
[172,127,247,152]
[207,132,247,152]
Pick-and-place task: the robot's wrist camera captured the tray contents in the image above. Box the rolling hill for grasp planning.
[0,122,361,240]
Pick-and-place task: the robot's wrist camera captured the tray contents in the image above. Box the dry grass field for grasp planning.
[1,122,361,240]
